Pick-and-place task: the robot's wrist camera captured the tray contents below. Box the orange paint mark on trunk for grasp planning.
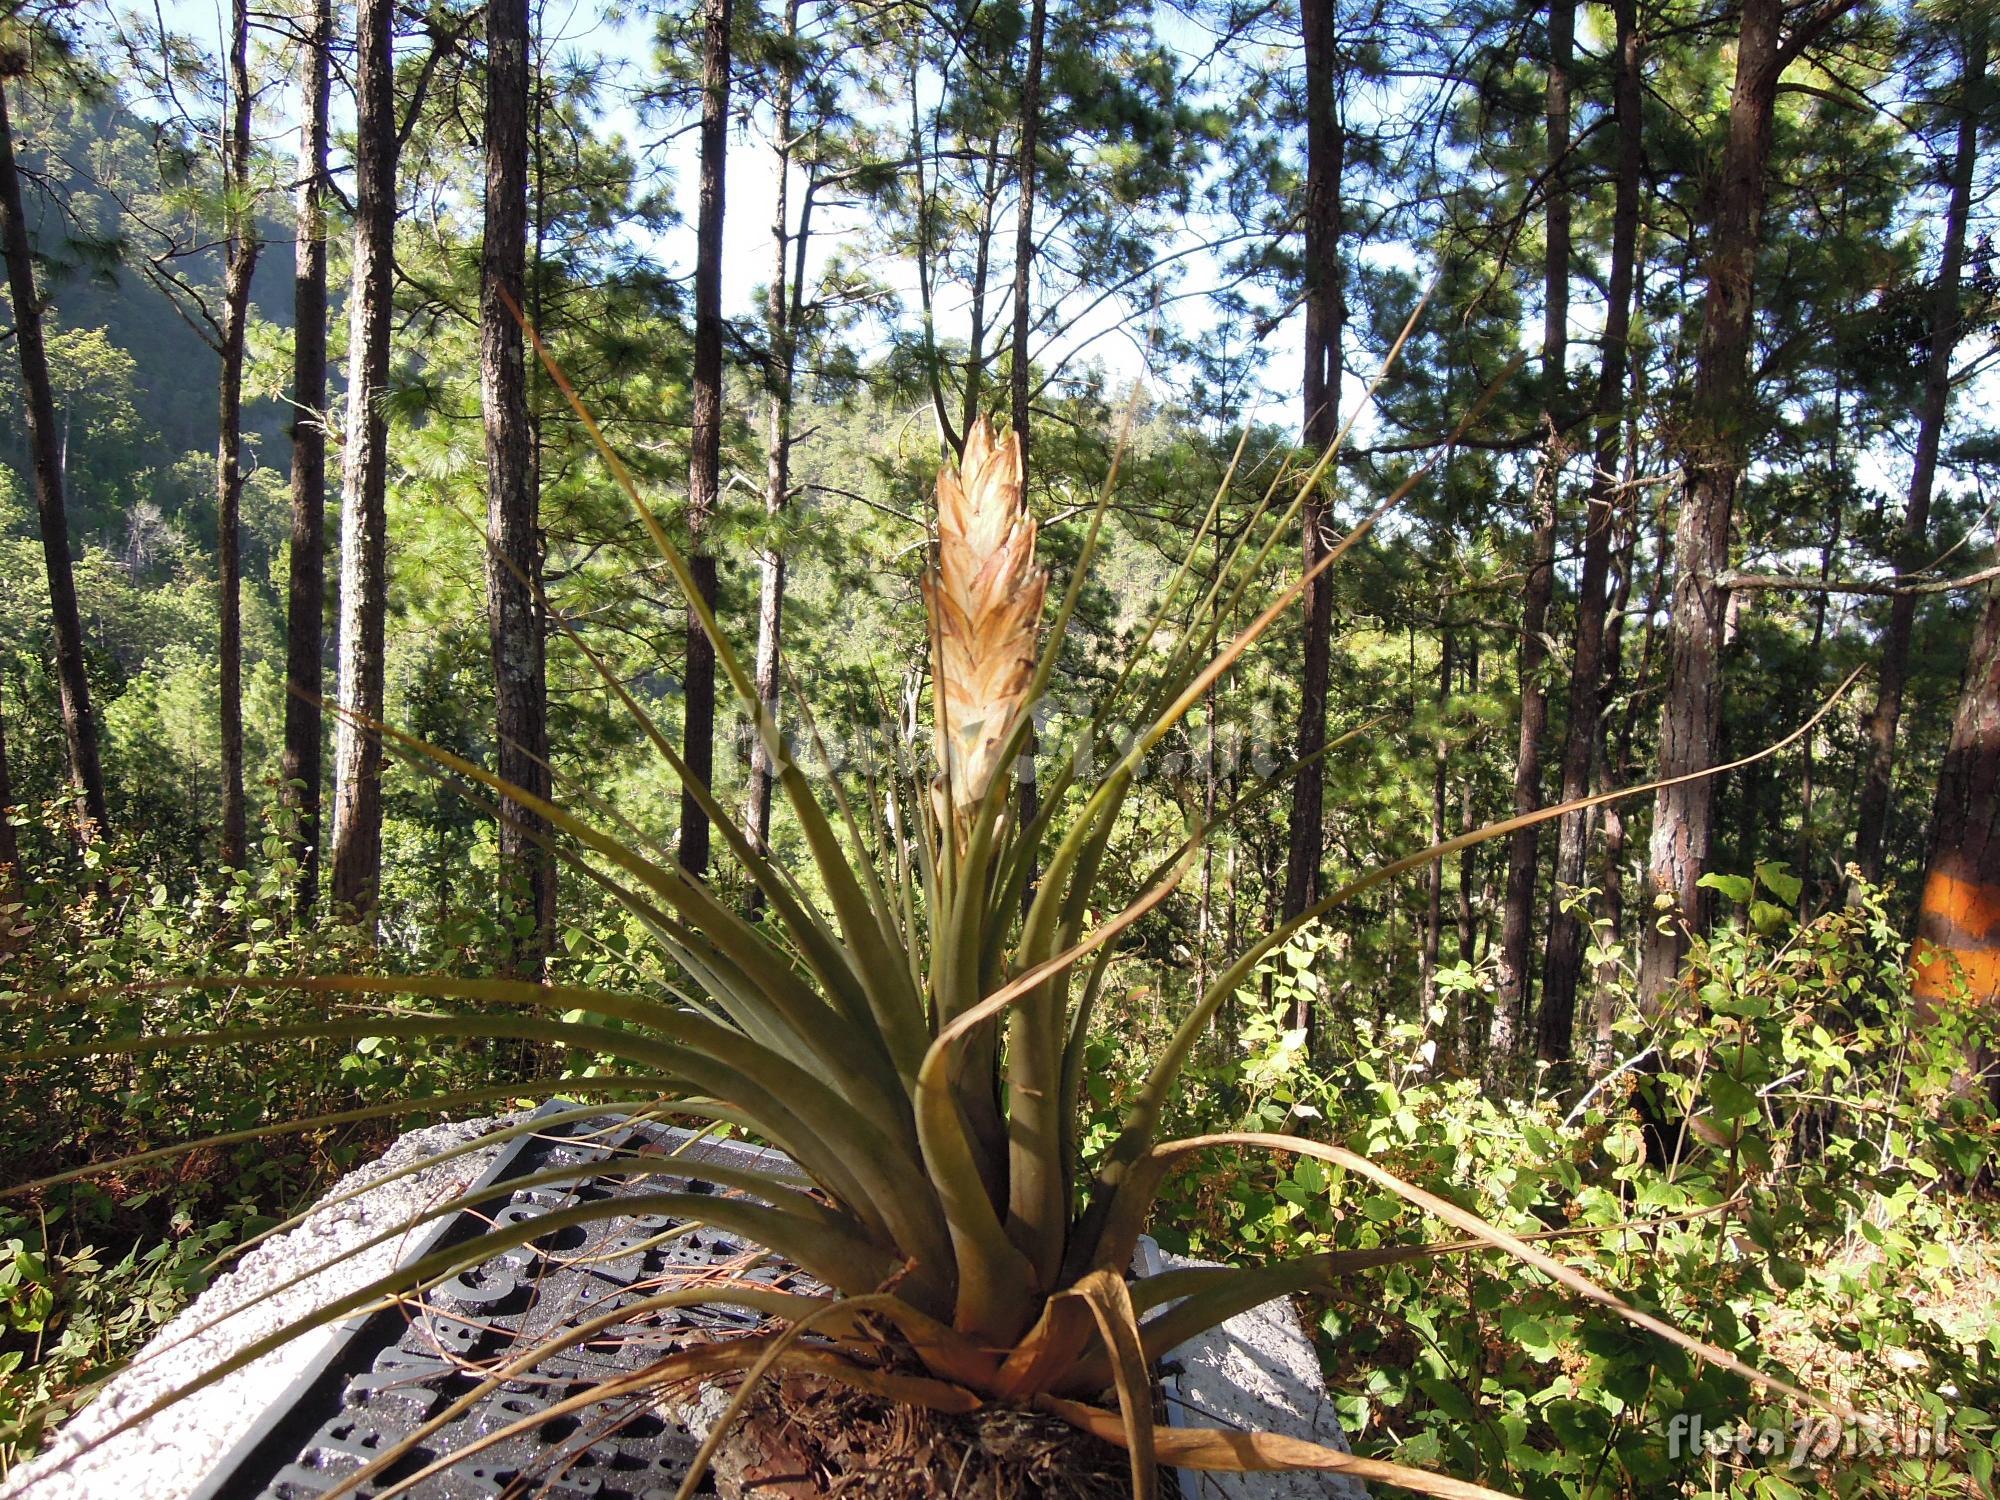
[1919,868,2000,941]
[1914,945,2000,1005]
[1914,869,2000,1005]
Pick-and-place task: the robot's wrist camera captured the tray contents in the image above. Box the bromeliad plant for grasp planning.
[7,310,1852,1499]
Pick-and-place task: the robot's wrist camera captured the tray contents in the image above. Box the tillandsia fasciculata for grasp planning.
[5,293,1865,1500]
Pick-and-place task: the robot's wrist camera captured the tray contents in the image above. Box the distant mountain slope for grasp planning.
[7,87,301,486]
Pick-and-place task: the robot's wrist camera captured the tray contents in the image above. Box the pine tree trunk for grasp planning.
[1852,15,1987,887]
[283,0,332,915]
[483,0,553,974]
[1282,0,1344,1040]
[1457,638,1480,970]
[1796,497,1839,908]
[1636,0,1794,1008]
[745,0,803,901]
[1452,768,1477,1069]
[1421,633,1451,1011]
[0,79,109,843]
[1538,0,1637,1063]
[0,678,18,898]
[1589,346,1647,1070]
[330,0,398,919]
[1008,0,1048,897]
[1010,0,1046,451]
[1493,0,1571,1064]
[679,0,731,881]
[216,0,259,871]
[1913,584,2000,1027]
[1593,484,1666,1070]
[960,139,1001,441]
[2,79,111,848]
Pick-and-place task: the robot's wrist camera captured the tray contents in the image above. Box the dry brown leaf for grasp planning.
[1037,1395,1521,1500]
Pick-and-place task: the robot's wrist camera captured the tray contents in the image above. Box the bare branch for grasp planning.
[1722,561,2000,598]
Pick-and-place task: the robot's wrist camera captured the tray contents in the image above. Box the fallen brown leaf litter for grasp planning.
[703,1373,1140,1500]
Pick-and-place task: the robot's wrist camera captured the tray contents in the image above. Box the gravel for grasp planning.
[0,1115,519,1500]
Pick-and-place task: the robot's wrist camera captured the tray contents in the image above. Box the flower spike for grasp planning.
[924,416,1047,834]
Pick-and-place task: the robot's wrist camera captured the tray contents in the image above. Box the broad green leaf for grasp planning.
[1754,861,1803,906]
[1697,872,1754,904]
[1707,1074,1759,1123]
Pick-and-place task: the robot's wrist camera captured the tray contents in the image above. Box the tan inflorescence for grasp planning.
[924,416,1047,828]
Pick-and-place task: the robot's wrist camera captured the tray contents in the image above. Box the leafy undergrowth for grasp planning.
[1116,873,1999,1498]
[0,805,541,1475]
[4,830,1993,1499]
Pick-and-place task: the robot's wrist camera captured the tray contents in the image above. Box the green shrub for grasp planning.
[0,793,536,1475]
[1121,874,1998,1497]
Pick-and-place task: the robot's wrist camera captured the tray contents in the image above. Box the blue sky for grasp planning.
[150,0,1309,431]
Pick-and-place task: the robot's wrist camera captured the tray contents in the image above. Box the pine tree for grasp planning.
[330,0,399,918]
[1492,0,1572,1064]
[744,0,804,892]
[1913,582,2000,1027]
[1281,0,1345,1042]
[678,0,731,880]
[0,52,109,843]
[1853,12,1988,886]
[483,0,554,972]
[1538,0,1642,1062]
[214,0,259,870]
[282,0,332,915]
[1637,0,1852,1005]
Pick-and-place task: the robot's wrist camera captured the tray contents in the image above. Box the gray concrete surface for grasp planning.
[0,1115,515,1500]
[5,1116,1368,1499]
[1140,1239,1370,1500]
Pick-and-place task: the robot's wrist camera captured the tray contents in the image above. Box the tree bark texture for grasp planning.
[483,0,554,972]
[0,78,109,842]
[1009,0,1046,451]
[1492,0,1570,1064]
[0,677,18,896]
[1282,0,1344,1041]
[1539,0,1637,1063]
[1636,0,1792,1007]
[1913,584,2000,1023]
[679,0,732,880]
[1852,15,1987,886]
[745,0,802,901]
[284,0,333,914]
[216,0,259,870]
[331,0,398,918]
